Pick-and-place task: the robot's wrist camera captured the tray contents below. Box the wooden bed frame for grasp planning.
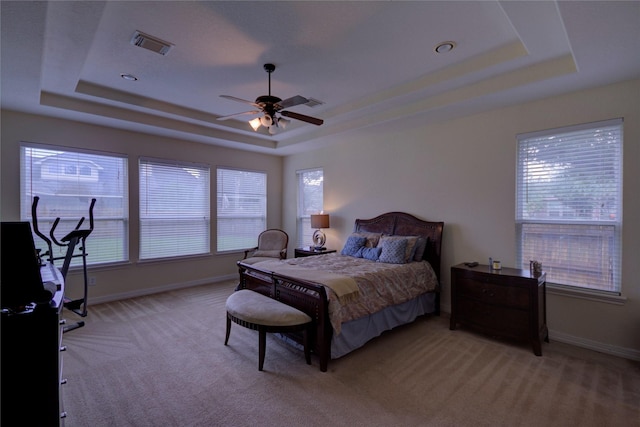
[237,212,444,372]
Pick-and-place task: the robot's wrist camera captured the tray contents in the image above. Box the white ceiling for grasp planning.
[2,1,639,156]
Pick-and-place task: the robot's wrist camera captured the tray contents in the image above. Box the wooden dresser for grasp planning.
[450,263,548,356]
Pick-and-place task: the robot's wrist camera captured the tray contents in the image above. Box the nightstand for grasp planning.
[450,263,548,356]
[294,248,337,258]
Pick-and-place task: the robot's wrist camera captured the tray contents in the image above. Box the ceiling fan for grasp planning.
[218,63,323,134]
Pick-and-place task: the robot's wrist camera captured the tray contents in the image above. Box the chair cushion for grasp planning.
[241,256,281,265]
[252,249,283,258]
[226,290,311,327]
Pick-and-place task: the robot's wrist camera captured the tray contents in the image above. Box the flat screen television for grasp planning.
[1,222,48,309]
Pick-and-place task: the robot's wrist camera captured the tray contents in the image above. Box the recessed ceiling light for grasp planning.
[120,73,138,81]
[434,41,456,54]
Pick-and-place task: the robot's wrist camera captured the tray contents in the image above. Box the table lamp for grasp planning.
[310,213,330,250]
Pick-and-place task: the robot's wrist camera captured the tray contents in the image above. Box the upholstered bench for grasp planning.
[225,289,312,371]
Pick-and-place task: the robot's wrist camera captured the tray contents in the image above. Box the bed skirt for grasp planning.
[277,292,435,361]
[331,292,436,358]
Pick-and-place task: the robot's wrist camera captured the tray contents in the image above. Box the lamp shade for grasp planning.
[310,214,330,229]
[249,117,261,131]
[278,117,290,129]
[260,114,273,127]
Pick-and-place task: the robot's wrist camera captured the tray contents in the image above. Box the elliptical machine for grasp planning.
[31,196,95,333]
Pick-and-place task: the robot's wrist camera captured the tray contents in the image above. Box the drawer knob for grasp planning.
[481,288,495,297]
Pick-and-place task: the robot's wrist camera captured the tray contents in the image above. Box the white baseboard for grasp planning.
[88,273,237,305]
[549,328,640,362]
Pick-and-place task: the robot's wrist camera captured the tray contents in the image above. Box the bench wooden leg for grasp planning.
[224,316,231,345]
[258,329,266,371]
[303,329,311,365]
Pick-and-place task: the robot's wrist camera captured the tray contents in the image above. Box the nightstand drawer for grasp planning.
[457,297,529,339]
[457,278,530,309]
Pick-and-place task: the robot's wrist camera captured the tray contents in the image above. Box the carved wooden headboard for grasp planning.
[354,212,444,282]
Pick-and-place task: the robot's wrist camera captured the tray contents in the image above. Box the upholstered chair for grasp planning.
[242,229,288,264]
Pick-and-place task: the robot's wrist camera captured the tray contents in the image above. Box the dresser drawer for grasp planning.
[457,297,529,339]
[457,278,530,309]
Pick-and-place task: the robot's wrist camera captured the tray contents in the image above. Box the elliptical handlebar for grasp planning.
[49,217,65,246]
[31,196,53,262]
[88,198,96,232]
[31,196,97,255]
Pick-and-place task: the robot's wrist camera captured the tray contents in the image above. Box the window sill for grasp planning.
[137,253,212,265]
[547,283,626,305]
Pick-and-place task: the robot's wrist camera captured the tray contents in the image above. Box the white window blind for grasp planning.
[139,158,210,260]
[516,118,622,293]
[296,168,324,248]
[20,143,129,266]
[217,168,266,252]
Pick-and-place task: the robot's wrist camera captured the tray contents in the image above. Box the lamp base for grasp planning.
[312,229,326,249]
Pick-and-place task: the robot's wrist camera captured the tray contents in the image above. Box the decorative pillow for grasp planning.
[341,235,367,257]
[352,231,382,248]
[377,238,408,264]
[412,237,428,262]
[357,246,382,261]
[378,235,419,263]
[252,249,282,258]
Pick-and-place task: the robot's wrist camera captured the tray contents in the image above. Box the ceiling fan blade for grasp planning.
[220,95,261,108]
[217,110,261,121]
[280,110,324,126]
[275,95,309,110]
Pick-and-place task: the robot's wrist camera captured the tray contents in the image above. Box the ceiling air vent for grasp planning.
[304,97,324,108]
[130,30,173,56]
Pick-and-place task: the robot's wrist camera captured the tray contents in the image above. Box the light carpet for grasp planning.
[61,280,640,427]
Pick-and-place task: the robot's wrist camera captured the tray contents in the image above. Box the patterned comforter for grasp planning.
[253,253,439,334]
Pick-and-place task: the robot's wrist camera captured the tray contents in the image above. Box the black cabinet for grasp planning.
[1,265,66,426]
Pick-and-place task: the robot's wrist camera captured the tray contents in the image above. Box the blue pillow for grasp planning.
[341,235,367,257]
[357,246,382,261]
[412,237,428,261]
[378,238,408,264]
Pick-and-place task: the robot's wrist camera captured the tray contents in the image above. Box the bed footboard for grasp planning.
[237,261,332,372]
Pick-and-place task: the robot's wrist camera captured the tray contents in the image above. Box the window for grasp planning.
[21,143,129,267]
[217,168,266,252]
[139,158,210,260]
[296,168,324,248]
[516,119,622,294]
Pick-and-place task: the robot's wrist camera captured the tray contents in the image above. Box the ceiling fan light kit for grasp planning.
[219,63,324,134]
[249,117,261,131]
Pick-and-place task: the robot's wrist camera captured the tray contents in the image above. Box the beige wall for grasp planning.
[283,79,640,359]
[1,112,283,301]
[2,79,638,359]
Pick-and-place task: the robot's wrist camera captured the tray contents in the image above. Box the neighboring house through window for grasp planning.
[20,143,129,267]
[139,158,210,260]
[296,168,324,248]
[217,167,267,252]
[516,118,623,295]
